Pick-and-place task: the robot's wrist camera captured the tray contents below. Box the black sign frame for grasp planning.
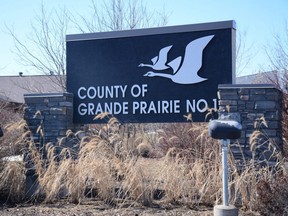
[66,20,236,124]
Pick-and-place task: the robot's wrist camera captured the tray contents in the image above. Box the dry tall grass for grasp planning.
[0,116,26,203]
[0,161,25,203]
[0,112,287,215]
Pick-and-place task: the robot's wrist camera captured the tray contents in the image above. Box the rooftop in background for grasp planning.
[0,75,64,104]
[236,71,279,85]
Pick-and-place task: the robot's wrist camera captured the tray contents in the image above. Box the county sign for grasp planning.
[66,20,236,123]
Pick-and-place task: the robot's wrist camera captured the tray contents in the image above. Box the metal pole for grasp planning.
[221,139,229,206]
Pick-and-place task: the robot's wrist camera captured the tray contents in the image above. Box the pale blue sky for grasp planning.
[0,0,287,76]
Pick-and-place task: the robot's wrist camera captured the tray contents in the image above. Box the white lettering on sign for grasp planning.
[77,87,86,99]
[77,85,128,99]
[78,102,129,115]
[132,100,180,114]
[186,98,217,113]
[77,84,218,121]
[130,84,148,97]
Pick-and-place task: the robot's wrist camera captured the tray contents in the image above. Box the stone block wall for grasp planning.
[218,84,283,161]
[24,93,74,145]
[23,93,76,197]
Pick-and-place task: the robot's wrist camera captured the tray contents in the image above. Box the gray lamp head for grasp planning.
[208,119,242,140]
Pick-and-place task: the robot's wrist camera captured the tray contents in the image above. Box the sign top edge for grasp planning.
[66,20,236,42]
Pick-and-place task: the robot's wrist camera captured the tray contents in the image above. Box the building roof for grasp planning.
[236,71,279,85]
[236,70,287,91]
[0,75,64,103]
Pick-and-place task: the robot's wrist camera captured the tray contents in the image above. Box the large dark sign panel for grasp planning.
[67,21,236,123]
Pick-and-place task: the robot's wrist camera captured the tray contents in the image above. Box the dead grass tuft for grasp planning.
[0,161,25,203]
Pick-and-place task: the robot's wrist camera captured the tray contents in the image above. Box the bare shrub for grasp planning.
[0,102,22,126]
[249,116,283,164]
[228,137,286,212]
[0,118,26,204]
[137,142,153,158]
[157,123,215,161]
[121,157,155,206]
[24,115,121,204]
[0,161,26,203]
[151,122,224,206]
[159,156,222,206]
[253,173,288,215]
[282,94,288,156]
[0,120,26,159]
[0,104,24,161]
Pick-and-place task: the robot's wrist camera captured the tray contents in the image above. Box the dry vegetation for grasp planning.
[0,109,288,215]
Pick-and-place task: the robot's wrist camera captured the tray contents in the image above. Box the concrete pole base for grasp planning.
[214,205,238,216]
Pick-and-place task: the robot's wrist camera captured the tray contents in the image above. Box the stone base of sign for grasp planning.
[24,168,39,199]
[23,93,80,197]
[218,84,283,163]
[213,205,238,216]
[24,93,75,144]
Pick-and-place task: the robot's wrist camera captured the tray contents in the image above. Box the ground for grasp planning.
[0,202,213,216]
[0,199,255,216]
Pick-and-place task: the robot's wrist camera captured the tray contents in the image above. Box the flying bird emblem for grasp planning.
[138,45,172,70]
[142,35,214,84]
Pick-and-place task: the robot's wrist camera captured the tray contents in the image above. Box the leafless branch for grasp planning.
[236,30,256,76]
[264,20,288,92]
[7,0,168,91]
[6,4,68,91]
[72,0,169,33]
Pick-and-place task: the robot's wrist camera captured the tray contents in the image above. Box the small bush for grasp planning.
[137,142,152,158]
[0,120,26,159]
[0,161,25,203]
[254,173,288,215]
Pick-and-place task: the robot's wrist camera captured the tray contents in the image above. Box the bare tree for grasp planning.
[265,21,288,93]
[266,21,288,72]
[72,0,168,33]
[236,30,256,76]
[6,4,68,91]
[264,21,288,153]
[7,0,168,91]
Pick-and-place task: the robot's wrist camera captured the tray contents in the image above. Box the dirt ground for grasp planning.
[0,200,254,216]
[0,203,212,216]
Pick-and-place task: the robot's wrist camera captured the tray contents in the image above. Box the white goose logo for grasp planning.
[138,45,172,70]
[139,35,214,84]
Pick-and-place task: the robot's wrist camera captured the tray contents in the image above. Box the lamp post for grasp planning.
[208,119,242,216]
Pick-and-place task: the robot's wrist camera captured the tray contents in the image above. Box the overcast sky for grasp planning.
[0,0,287,76]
